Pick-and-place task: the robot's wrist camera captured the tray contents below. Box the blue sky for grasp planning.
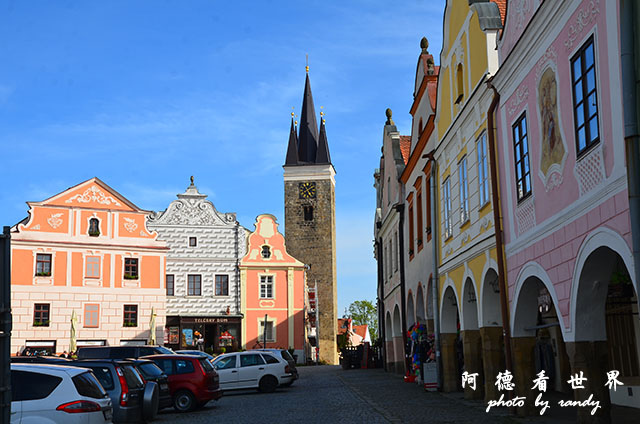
[0,0,444,316]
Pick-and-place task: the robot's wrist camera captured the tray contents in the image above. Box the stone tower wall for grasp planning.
[284,177,338,364]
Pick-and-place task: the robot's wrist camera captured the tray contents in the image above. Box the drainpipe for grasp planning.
[621,0,640,311]
[375,234,387,370]
[394,203,409,374]
[234,222,241,315]
[487,81,514,375]
[424,151,443,391]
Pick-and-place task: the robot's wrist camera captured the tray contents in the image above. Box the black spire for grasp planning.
[284,117,299,165]
[297,73,319,163]
[316,115,331,164]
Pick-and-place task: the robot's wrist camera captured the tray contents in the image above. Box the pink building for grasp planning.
[493,0,639,416]
[10,178,167,354]
[239,214,306,361]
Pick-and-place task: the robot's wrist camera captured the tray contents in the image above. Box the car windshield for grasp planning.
[281,350,295,362]
[87,367,114,391]
[199,358,214,372]
[121,365,144,389]
[73,372,107,399]
[138,362,164,379]
[155,346,174,355]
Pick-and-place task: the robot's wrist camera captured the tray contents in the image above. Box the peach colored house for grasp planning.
[240,214,306,361]
[10,177,167,354]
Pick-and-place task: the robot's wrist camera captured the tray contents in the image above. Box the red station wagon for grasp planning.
[142,354,222,412]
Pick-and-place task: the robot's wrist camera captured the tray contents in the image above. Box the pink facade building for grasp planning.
[10,178,167,354]
[239,214,306,360]
[494,0,639,414]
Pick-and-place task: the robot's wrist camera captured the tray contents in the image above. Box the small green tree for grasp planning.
[347,300,378,341]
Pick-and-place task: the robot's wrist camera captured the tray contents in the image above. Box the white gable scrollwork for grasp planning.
[148,199,232,227]
[65,185,122,206]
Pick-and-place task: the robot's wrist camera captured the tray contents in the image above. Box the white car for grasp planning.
[11,363,113,424]
[212,351,294,393]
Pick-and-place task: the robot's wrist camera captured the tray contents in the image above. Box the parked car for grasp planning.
[211,351,294,393]
[65,359,154,423]
[129,359,172,411]
[11,363,113,424]
[11,356,72,365]
[174,350,215,362]
[77,345,174,360]
[142,354,222,412]
[249,349,299,383]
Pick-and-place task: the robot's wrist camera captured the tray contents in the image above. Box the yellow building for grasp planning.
[433,0,504,400]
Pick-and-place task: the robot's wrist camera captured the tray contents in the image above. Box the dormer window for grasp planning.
[261,246,271,259]
[88,218,100,237]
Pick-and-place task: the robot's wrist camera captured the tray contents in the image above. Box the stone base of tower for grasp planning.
[319,337,338,365]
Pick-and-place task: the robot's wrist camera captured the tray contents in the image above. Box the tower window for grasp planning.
[304,205,314,221]
[261,246,271,258]
[88,218,100,237]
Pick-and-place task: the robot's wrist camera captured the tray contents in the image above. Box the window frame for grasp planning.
[123,305,138,327]
[83,304,100,328]
[187,274,202,296]
[88,218,100,237]
[35,253,52,277]
[33,303,50,327]
[85,256,100,279]
[215,274,229,296]
[477,134,489,207]
[166,274,174,296]
[124,258,139,280]
[261,246,271,259]
[188,237,197,247]
[571,35,600,157]
[258,320,276,343]
[513,113,532,202]
[443,177,452,239]
[458,156,469,224]
[259,275,274,299]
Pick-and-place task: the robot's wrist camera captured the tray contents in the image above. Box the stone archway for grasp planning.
[440,284,461,392]
[385,311,394,369]
[461,278,483,399]
[570,244,640,423]
[392,305,404,374]
[407,291,415,328]
[416,284,426,325]
[480,268,505,402]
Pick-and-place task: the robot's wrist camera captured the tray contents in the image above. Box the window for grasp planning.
[84,304,99,328]
[36,253,52,276]
[261,245,271,259]
[262,354,280,364]
[572,36,599,155]
[187,274,202,296]
[123,305,138,327]
[124,258,138,280]
[459,156,469,224]
[303,205,314,221]
[513,113,532,201]
[477,134,489,206]
[425,164,432,241]
[260,275,274,298]
[189,237,197,247]
[215,274,229,296]
[214,356,236,370]
[387,239,392,278]
[258,321,275,342]
[443,178,452,239]
[11,370,62,401]
[175,359,195,374]
[85,256,100,278]
[455,63,464,104]
[416,180,423,249]
[408,196,415,256]
[72,372,107,399]
[241,354,266,367]
[166,274,174,296]
[33,303,50,326]
[393,232,398,272]
[88,218,100,237]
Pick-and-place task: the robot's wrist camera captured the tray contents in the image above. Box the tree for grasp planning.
[347,300,378,342]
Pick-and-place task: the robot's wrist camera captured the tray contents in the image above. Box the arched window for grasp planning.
[261,245,271,259]
[88,218,100,237]
[456,64,464,104]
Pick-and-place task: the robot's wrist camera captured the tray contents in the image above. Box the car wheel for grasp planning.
[173,390,196,412]
[258,375,278,393]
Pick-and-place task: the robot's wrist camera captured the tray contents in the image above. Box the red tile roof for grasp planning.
[337,318,349,335]
[399,136,411,165]
[353,324,368,340]
[491,0,506,25]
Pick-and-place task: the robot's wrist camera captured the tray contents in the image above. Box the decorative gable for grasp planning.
[241,214,303,266]
[43,178,137,212]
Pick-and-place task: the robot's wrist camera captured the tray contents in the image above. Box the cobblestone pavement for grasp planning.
[153,365,640,423]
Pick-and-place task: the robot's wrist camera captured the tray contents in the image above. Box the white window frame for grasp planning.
[477,134,489,207]
[459,156,469,224]
[258,318,276,343]
[85,255,101,280]
[443,177,452,239]
[260,275,274,299]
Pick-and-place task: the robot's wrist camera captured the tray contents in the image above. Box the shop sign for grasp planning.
[181,317,239,324]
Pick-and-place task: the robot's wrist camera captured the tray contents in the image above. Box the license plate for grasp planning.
[103,408,113,421]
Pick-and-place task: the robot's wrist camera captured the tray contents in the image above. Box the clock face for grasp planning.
[298,182,317,199]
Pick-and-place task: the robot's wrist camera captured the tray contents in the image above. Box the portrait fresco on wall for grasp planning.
[538,66,566,179]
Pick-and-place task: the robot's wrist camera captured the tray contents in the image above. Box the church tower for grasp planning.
[283,68,338,364]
